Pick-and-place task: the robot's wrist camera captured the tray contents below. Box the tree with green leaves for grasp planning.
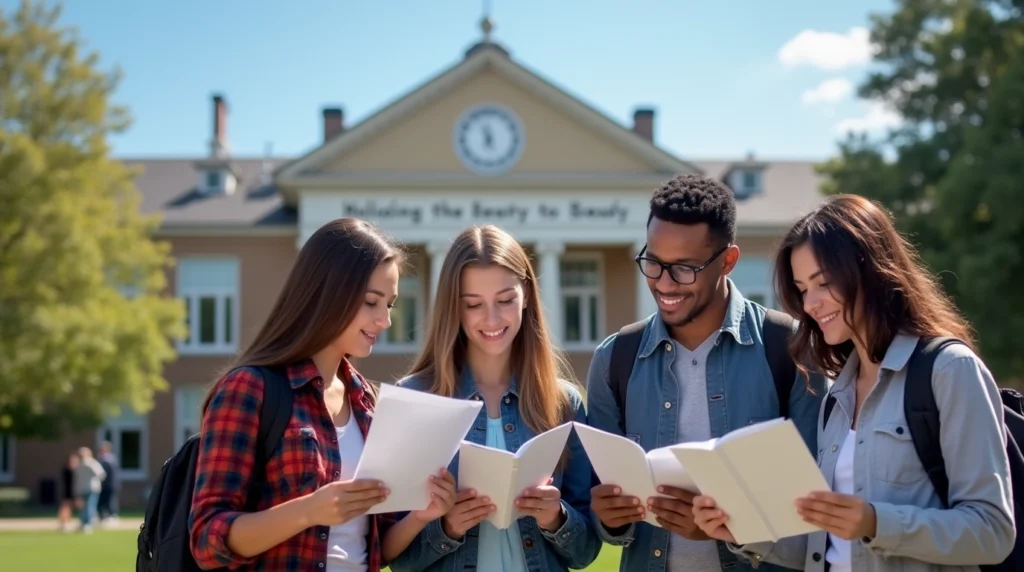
[818,0,1024,381]
[0,0,186,439]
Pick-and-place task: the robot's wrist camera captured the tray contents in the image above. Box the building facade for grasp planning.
[4,37,828,507]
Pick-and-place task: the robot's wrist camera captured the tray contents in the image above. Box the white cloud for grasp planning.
[835,102,902,134]
[801,78,854,105]
[779,27,874,70]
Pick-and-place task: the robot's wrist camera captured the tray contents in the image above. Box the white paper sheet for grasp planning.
[458,422,574,529]
[573,422,698,527]
[353,383,482,514]
[670,418,830,544]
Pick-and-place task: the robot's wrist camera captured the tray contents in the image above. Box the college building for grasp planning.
[2,29,828,507]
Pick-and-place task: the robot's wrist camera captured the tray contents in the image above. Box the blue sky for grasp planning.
[6,0,899,161]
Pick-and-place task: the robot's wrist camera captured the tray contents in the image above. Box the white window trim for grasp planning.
[176,256,240,355]
[174,386,205,452]
[96,410,149,482]
[560,251,606,352]
[0,435,15,483]
[376,274,426,355]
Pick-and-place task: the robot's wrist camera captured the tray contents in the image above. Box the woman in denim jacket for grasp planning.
[692,194,1015,571]
[383,225,601,572]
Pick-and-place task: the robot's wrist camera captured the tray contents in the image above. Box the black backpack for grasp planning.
[609,308,797,432]
[822,337,1024,571]
[136,366,293,572]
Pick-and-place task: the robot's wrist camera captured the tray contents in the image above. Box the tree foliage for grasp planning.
[0,0,186,438]
[818,0,1024,380]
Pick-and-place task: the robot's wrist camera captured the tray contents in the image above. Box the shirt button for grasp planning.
[523,538,534,548]
[316,380,323,388]
[330,434,337,442]
[896,426,904,434]
[441,543,450,551]
[832,444,838,452]
[504,396,511,404]
[504,423,514,432]
[319,563,325,569]
[334,470,340,478]
[664,402,672,409]
[665,343,672,351]
[320,532,327,540]
[654,549,662,557]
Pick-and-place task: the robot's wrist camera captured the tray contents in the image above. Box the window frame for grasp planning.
[176,257,240,355]
[375,274,425,354]
[559,251,606,351]
[95,408,149,482]
[0,434,14,483]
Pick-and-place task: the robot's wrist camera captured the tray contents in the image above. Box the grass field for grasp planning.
[0,529,624,571]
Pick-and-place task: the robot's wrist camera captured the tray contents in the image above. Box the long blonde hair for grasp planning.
[406,225,576,436]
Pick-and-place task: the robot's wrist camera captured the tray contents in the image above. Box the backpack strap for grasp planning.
[609,319,648,433]
[243,365,293,510]
[763,309,797,419]
[903,336,964,508]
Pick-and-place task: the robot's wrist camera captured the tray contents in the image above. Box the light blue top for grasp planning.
[477,416,529,571]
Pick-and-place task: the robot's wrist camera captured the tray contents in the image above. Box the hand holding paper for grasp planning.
[457,422,573,529]
[353,384,482,514]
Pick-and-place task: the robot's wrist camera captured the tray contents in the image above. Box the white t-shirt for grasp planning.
[326,413,369,572]
[825,429,857,572]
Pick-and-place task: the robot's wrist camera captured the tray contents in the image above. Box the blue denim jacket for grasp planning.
[388,368,602,572]
[585,281,828,572]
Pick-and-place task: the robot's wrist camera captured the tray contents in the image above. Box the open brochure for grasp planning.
[670,417,830,545]
[353,383,482,514]
[572,423,697,528]
[457,422,574,529]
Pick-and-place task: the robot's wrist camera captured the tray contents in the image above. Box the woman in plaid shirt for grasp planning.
[386,225,602,572]
[188,218,458,572]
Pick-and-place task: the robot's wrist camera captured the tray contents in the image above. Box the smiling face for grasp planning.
[459,264,526,360]
[643,217,737,328]
[790,243,859,347]
[331,260,399,358]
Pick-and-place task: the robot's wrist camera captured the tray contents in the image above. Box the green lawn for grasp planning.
[0,529,622,571]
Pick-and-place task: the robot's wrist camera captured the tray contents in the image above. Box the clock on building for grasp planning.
[452,103,525,175]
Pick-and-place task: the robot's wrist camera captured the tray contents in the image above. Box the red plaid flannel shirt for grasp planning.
[189,358,397,571]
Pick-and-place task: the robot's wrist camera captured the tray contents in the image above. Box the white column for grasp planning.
[427,241,449,304]
[535,241,565,346]
[634,241,659,322]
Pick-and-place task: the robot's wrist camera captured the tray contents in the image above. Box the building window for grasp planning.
[175,385,206,451]
[378,276,424,352]
[0,435,14,483]
[561,254,604,348]
[177,258,239,354]
[730,256,775,310]
[97,406,148,481]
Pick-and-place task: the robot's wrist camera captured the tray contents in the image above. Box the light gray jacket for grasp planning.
[733,333,1015,571]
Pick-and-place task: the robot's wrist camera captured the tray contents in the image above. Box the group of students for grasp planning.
[186,173,1015,572]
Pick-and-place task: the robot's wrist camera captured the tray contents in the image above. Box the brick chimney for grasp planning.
[210,94,229,157]
[323,107,344,142]
[633,108,655,141]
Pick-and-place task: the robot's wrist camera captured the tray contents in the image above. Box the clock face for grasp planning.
[452,104,525,175]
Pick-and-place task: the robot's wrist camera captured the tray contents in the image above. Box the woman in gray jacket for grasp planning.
[692,194,1015,571]
[73,446,106,532]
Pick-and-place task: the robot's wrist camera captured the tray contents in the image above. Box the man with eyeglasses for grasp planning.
[584,174,827,572]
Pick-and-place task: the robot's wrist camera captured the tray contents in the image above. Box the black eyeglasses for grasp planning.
[634,244,730,285]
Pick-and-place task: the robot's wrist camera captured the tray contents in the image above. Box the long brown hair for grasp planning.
[203,218,405,411]
[405,225,575,436]
[773,194,976,379]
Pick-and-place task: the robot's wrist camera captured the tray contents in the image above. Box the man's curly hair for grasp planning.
[647,174,737,247]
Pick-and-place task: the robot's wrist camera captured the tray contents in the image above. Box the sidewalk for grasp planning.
[0,517,143,532]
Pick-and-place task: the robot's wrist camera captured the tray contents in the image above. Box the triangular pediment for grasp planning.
[276,45,698,194]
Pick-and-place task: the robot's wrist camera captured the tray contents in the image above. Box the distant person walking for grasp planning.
[58,451,78,532]
[97,440,121,524]
[73,446,105,533]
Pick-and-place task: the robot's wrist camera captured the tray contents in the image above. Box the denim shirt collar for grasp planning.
[829,330,920,399]
[455,365,520,400]
[637,278,753,359]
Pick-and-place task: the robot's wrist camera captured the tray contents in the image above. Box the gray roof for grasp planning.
[124,157,826,230]
[124,158,295,228]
